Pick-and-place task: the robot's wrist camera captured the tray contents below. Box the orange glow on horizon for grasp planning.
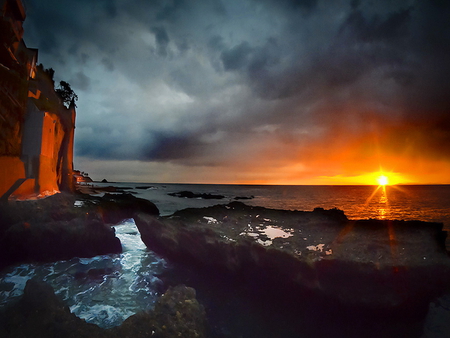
[376,175,389,186]
[309,171,407,186]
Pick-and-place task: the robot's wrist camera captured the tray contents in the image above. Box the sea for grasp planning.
[1,183,449,330]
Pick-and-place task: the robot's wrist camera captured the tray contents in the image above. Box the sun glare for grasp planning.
[377,175,389,186]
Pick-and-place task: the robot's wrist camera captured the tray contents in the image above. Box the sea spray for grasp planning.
[0,218,167,328]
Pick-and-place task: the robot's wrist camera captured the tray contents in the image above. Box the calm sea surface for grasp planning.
[1,183,449,329]
[118,183,450,231]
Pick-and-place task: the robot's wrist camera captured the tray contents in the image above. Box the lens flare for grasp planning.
[377,175,389,186]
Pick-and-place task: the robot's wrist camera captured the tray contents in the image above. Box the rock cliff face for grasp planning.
[0,0,76,200]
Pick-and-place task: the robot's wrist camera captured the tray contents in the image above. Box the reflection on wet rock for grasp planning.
[134,201,450,337]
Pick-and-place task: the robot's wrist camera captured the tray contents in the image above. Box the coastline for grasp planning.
[1,185,450,337]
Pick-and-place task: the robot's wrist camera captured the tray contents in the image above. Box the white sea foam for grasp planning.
[0,218,167,328]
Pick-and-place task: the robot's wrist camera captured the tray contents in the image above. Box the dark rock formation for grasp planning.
[0,216,122,268]
[0,192,159,269]
[168,191,225,199]
[134,202,450,337]
[233,195,254,200]
[113,284,206,338]
[101,179,108,183]
[93,193,159,223]
[423,293,450,337]
[0,279,206,338]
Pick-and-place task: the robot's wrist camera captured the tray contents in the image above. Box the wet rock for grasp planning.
[0,216,122,267]
[0,192,158,269]
[0,279,206,338]
[113,284,206,338]
[134,202,450,336]
[0,278,105,338]
[94,193,160,224]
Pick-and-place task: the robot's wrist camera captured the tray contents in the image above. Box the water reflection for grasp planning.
[364,185,391,220]
[377,186,389,219]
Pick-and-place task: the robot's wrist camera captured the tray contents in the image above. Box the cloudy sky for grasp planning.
[23,0,450,184]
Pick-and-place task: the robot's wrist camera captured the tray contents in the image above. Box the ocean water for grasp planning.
[117,183,450,231]
[0,183,449,329]
[0,219,167,328]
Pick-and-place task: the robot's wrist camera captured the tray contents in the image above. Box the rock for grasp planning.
[134,202,450,336]
[101,179,108,183]
[0,279,206,338]
[234,195,254,200]
[0,216,122,268]
[95,193,159,223]
[0,192,158,269]
[422,293,450,337]
[0,278,105,338]
[113,285,206,338]
[168,191,225,199]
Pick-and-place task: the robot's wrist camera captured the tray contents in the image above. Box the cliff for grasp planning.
[0,0,76,200]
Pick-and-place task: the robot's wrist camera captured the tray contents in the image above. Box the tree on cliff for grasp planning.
[55,81,78,108]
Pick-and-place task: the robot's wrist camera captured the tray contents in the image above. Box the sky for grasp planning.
[22,0,450,185]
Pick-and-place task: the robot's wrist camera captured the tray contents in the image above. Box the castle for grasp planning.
[0,0,76,200]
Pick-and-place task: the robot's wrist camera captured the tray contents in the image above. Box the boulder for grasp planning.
[0,279,207,338]
[0,192,158,269]
[94,193,160,224]
[112,284,206,338]
[0,278,105,338]
[0,216,122,268]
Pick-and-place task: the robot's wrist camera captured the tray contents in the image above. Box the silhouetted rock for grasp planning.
[101,179,108,183]
[95,193,159,223]
[113,284,206,338]
[168,191,225,199]
[0,192,158,269]
[0,279,206,338]
[134,202,450,337]
[233,195,254,200]
[0,215,122,268]
[0,278,105,338]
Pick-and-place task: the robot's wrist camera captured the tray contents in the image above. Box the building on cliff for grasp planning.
[0,0,76,200]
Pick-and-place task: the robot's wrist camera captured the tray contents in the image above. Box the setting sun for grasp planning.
[377,175,389,186]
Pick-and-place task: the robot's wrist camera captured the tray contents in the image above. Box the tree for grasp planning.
[55,81,78,108]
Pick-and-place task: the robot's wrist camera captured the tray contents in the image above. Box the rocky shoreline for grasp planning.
[1,191,450,337]
[0,279,206,338]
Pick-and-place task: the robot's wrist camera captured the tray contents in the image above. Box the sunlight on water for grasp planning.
[0,219,167,328]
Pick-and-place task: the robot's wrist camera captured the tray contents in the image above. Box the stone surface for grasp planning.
[168,191,226,199]
[134,202,450,336]
[113,284,206,338]
[0,279,105,338]
[0,279,206,338]
[0,191,159,269]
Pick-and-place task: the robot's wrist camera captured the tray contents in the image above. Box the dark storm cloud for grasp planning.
[151,26,170,56]
[221,42,253,71]
[22,0,450,169]
[69,71,90,91]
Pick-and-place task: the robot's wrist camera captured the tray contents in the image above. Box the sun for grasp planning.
[376,175,389,186]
